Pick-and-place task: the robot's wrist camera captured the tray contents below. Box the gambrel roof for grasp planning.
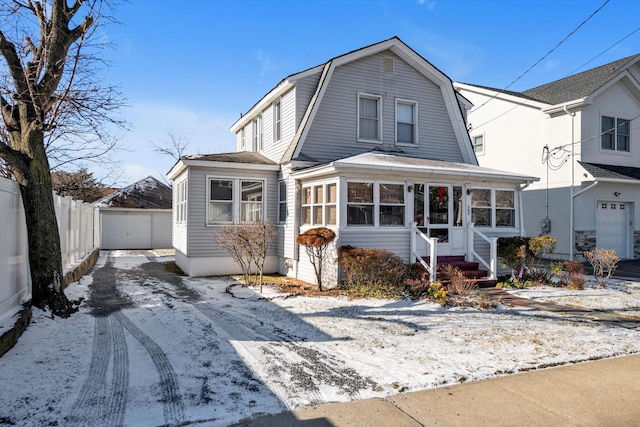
[230,36,476,166]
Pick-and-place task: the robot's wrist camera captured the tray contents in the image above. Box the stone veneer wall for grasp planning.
[575,230,596,259]
[635,230,640,259]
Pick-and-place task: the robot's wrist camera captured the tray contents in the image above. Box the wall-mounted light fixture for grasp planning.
[407,185,414,193]
[614,191,621,197]
[466,189,472,195]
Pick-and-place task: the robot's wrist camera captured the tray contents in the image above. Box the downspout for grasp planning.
[573,179,599,258]
[564,105,576,259]
[518,182,531,237]
[293,179,301,279]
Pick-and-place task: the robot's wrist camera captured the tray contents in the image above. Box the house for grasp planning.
[167,37,537,286]
[455,54,640,260]
[93,176,173,250]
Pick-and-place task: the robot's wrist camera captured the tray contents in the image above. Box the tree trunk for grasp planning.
[18,139,74,317]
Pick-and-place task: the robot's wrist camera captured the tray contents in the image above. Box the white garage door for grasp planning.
[101,211,172,250]
[596,201,629,258]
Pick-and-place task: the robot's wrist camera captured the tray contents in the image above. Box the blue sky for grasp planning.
[97,0,640,185]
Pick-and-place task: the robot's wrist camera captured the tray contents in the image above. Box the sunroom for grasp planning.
[289,152,538,285]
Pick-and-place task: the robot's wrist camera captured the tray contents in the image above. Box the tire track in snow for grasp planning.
[68,316,129,426]
[114,311,185,424]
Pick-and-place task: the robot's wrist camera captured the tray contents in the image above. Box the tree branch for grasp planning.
[0,29,29,99]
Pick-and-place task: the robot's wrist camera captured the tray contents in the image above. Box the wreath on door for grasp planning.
[429,187,449,209]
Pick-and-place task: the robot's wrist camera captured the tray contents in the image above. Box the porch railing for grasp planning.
[466,223,498,280]
[410,222,438,282]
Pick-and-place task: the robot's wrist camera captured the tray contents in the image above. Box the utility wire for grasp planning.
[567,25,640,75]
[469,0,611,114]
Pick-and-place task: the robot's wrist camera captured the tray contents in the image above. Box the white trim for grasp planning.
[205,176,266,225]
[273,100,282,143]
[167,159,279,180]
[357,92,383,143]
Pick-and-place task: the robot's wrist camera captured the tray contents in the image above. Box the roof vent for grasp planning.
[384,56,394,73]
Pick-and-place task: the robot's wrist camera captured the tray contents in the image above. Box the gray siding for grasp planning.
[295,72,322,128]
[186,166,279,257]
[259,88,296,163]
[301,51,464,163]
[339,229,411,261]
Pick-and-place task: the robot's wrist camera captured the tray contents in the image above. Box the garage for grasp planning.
[93,176,173,250]
[100,210,171,250]
[596,201,630,258]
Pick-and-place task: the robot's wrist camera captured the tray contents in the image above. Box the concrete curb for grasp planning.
[63,247,100,287]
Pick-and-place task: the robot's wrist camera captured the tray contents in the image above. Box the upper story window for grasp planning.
[274,101,281,142]
[240,127,246,150]
[396,100,417,145]
[358,93,382,142]
[176,180,187,225]
[471,188,515,228]
[472,134,484,155]
[208,178,264,224]
[253,116,262,151]
[602,116,630,152]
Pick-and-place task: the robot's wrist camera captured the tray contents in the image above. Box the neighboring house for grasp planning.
[455,54,640,260]
[93,176,172,250]
[167,37,537,285]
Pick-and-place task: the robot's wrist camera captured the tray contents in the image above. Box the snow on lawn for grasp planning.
[507,278,640,318]
[1,253,640,427]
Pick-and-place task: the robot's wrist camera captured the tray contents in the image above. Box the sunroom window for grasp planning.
[471,188,516,228]
[495,190,515,227]
[302,182,337,226]
[379,183,405,226]
[347,182,374,225]
[209,179,233,223]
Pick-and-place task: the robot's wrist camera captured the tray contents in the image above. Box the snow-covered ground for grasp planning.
[0,252,639,426]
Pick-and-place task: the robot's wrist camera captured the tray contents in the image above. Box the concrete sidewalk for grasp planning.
[233,354,640,426]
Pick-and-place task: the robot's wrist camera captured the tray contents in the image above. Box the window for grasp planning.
[240,181,263,222]
[396,100,417,145]
[278,180,287,223]
[207,178,264,224]
[602,116,630,152]
[326,183,337,225]
[240,127,245,149]
[301,183,336,226]
[495,190,515,227]
[380,183,405,226]
[176,180,187,224]
[347,182,374,225]
[209,179,233,223]
[253,116,262,151]
[471,188,516,228]
[274,101,281,142]
[472,134,484,154]
[347,182,406,227]
[358,93,381,142]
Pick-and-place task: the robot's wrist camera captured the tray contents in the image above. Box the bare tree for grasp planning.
[151,131,190,162]
[0,1,126,316]
[217,222,278,293]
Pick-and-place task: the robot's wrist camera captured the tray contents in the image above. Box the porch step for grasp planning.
[420,255,495,286]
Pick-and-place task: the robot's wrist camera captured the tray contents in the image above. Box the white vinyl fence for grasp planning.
[0,176,96,321]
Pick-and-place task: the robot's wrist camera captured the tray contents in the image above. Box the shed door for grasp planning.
[101,212,153,250]
[596,201,629,258]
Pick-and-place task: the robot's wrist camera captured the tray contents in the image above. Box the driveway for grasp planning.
[1,251,639,426]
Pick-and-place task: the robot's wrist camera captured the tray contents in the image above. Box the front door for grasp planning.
[414,184,465,256]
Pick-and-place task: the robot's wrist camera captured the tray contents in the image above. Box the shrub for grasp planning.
[439,265,477,297]
[497,237,531,272]
[584,248,619,287]
[338,246,412,288]
[563,260,585,290]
